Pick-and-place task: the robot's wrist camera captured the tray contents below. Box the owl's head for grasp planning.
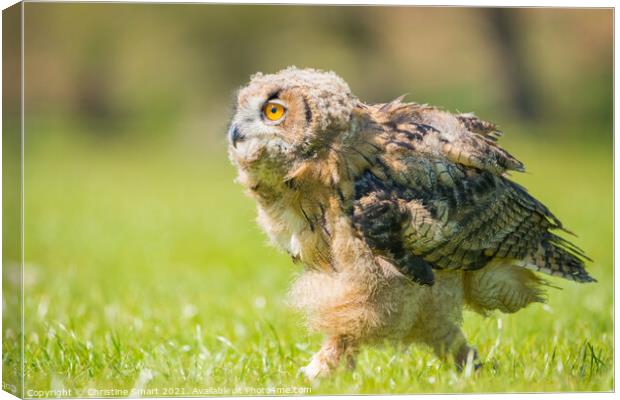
[228,67,357,173]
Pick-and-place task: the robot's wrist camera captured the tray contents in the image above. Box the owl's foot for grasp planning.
[455,346,482,373]
[299,356,331,380]
[300,336,357,380]
[426,324,481,373]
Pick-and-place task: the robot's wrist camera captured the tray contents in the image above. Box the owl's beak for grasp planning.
[228,124,245,148]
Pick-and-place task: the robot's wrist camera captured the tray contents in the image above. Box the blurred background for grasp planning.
[18,5,612,145]
[3,3,613,394]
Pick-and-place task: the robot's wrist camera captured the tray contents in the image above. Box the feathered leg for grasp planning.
[424,322,481,371]
[464,262,546,314]
[300,336,358,380]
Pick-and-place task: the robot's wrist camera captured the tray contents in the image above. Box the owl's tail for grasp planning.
[517,233,595,283]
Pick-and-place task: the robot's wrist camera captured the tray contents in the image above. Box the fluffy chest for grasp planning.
[255,191,334,272]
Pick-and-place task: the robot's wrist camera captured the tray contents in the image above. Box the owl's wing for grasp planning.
[371,99,524,175]
[349,101,593,285]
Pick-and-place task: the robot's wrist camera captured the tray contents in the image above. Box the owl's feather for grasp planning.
[229,67,594,378]
[367,99,524,174]
[347,99,593,285]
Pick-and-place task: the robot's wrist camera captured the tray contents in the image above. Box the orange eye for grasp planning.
[262,101,286,122]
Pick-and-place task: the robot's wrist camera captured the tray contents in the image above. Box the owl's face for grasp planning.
[228,82,312,163]
[228,67,357,175]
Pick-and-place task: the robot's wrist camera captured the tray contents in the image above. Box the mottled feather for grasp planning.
[228,67,594,379]
[347,98,593,284]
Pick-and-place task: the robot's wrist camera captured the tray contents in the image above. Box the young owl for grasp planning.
[227,67,594,379]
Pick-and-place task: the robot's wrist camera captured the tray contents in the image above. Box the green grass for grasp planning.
[3,128,613,396]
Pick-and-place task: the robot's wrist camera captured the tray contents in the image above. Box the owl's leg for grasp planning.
[423,322,481,372]
[300,336,357,380]
[464,262,546,315]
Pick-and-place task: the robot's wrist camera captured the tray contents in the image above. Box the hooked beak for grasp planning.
[228,124,245,148]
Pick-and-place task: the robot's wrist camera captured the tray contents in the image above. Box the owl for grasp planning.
[227,67,594,379]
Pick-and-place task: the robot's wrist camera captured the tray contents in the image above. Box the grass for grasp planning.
[3,126,613,396]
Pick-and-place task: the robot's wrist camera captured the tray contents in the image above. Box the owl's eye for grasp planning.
[262,101,287,123]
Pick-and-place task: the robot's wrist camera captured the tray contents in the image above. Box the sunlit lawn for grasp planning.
[5,125,613,396]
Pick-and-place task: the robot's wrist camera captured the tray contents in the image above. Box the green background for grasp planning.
[3,4,613,395]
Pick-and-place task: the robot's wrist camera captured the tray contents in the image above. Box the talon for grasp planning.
[455,347,481,373]
[299,358,330,381]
